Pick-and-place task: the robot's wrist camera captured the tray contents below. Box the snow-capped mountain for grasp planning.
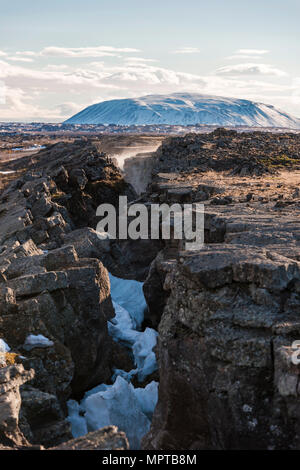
[65,93,300,128]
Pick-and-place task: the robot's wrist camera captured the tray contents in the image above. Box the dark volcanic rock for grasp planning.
[151,129,300,177]
[141,126,300,450]
[0,365,34,448]
[143,249,176,329]
[0,140,138,448]
[143,211,300,450]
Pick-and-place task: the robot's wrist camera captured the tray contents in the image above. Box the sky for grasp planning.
[0,0,299,122]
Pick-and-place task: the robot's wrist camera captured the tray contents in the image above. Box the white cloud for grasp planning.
[216,63,288,77]
[0,51,7,57]
[16,51,38,56]
[102,63,206,87]
[56,101,83,116]
[6,56,34,63]
[226,54,266,60]
[123,57,157,63]
[44,64,70,71]
[40,46,140,58]
[0,49,297,121]
[172,47,200,54]
[0,80,5,104]
[226,49,270,60]
[0,59,122,89]
[236,49,269,55]
[0,86,87,121]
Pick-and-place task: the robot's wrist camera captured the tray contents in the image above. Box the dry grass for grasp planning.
[0,352,18,368]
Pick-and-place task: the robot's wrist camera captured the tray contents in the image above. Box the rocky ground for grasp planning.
[155,128,300,176]
[2,129,300,450]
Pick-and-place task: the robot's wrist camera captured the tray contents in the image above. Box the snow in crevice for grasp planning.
[24,334,54,348]
[67,272,159,449]
[0,338,10,353]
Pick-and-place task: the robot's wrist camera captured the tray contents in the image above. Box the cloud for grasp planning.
[40,46,140,58]
[6,56,34,63]
[123,57,157,63]
[216,63,288,77]
[226,49,270,60]
[172,47,200,54]
[55,101,83,116]
[44,64,70,71]
[0,51,7,57]
[226,54,267,60]
[16,51,39,57]
[236,49,270,55]
[0,59,122,89]
[0,86,87,121]
[0,80,5,104]
[0,49,296,121]
[102,63,206,87]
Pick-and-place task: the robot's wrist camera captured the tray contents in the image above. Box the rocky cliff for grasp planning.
[142,129,300,449]
[0,140,139,449]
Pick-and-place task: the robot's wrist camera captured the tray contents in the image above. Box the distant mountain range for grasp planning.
[65,93,300,129]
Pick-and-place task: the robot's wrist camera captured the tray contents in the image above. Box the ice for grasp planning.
[108,301,140,346]
[111,368,138,383]
[24,334,54,347]
[67,400,88,438]
[109,273,146,329]
[0,339,10,353]
[67,377,159,448]
[132,328,158,382]
[138,351,157,382]
[109,303,158,382]
[67,273,159,449]
[82,376,151,450]
[83,383,109,399]
[133,381,159,419]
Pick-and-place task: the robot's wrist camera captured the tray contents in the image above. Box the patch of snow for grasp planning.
[132,328,158,381]
[111,368,138,383]
[108,303,158,381]
[68,376,158,449]
[83,383,109,398]
[248,418,258,429]
[108,301,140,346]
[67,400,88,438]
[0,338,10,353]
[24,334,54,347]
[134,381,159,419]
[242,404,252,413]
[109,273,146,329]
[12,145,46,152]
[68,273,159,449]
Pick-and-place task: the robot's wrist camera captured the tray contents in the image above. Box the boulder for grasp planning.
[51,426,129,450]
[0,365,34,448]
